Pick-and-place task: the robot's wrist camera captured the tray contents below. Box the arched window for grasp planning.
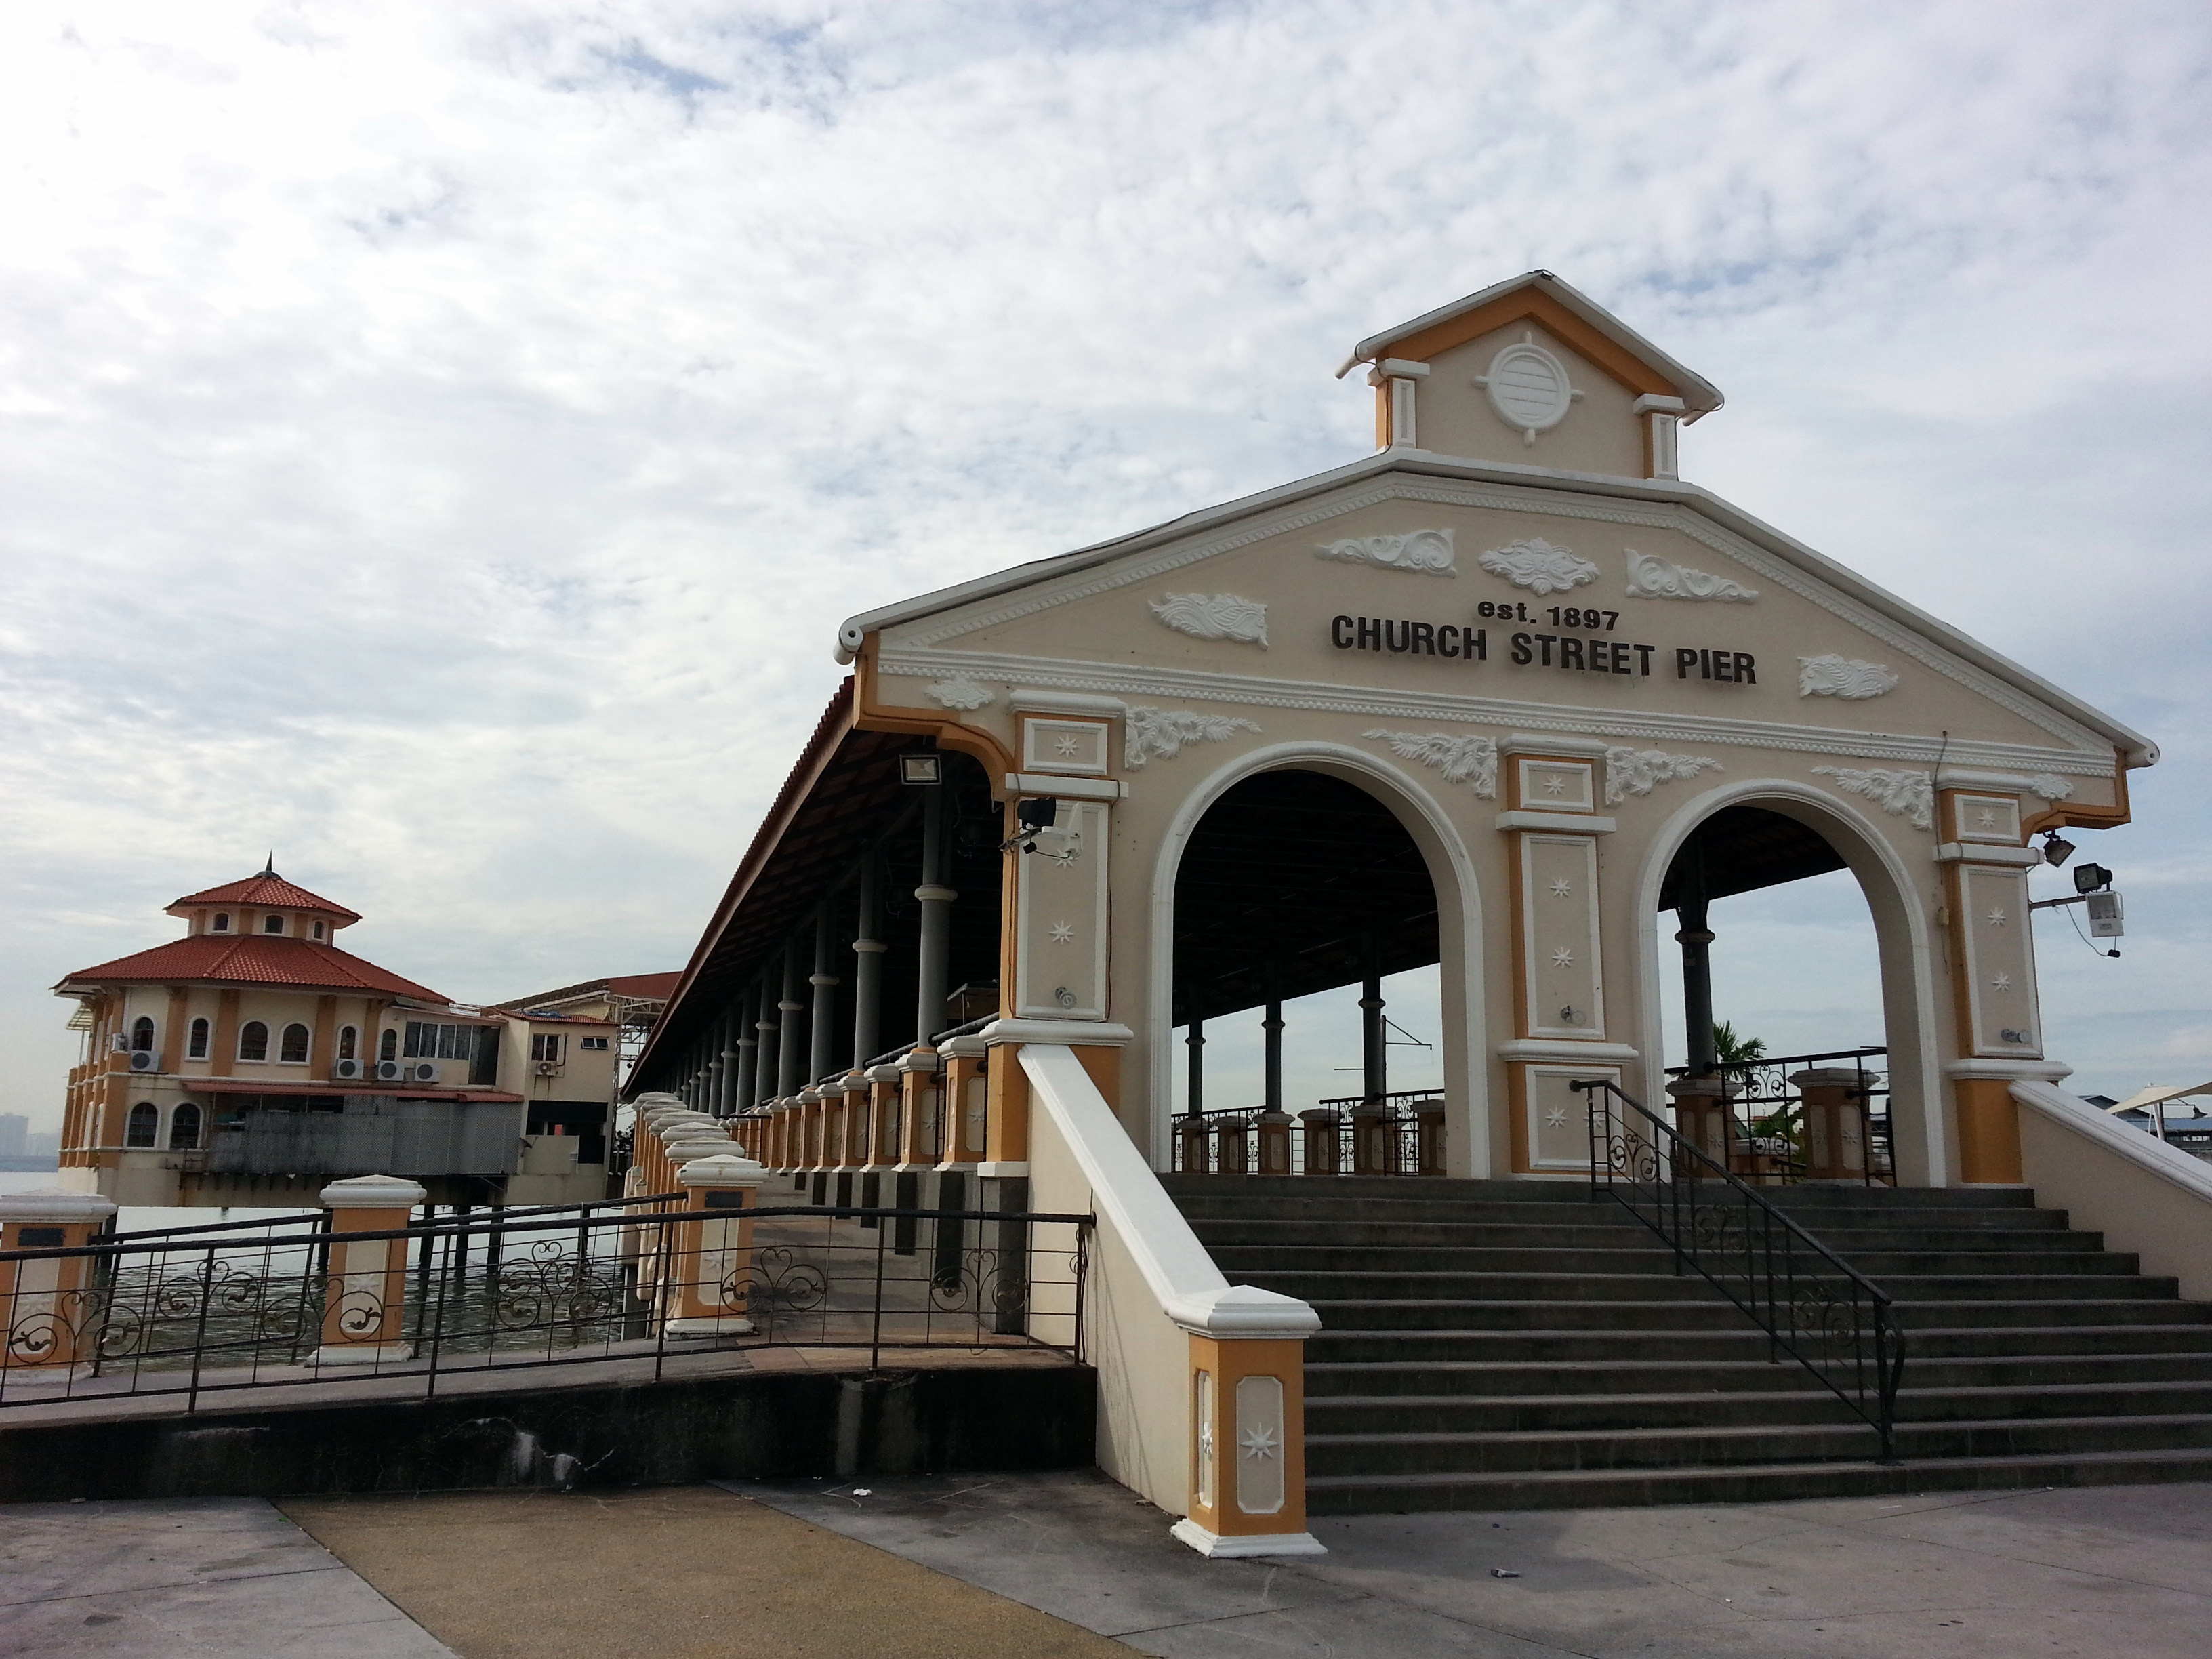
[312,920,326,940]
[188,1017,210,1059]
[212,912,231,933]
[169,1102,203,1150]
[263,914,285,935]
[279,1023,310,1063]
[238,1021,269,1062]
[125,1102,158,1147]
[379,1027,398,1062]
[130,1016,155,1052]
[337,1025,358,1061]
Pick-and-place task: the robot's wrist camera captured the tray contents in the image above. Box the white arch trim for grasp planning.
[1144,739,1490,1176]
[1629,775,1948,1189]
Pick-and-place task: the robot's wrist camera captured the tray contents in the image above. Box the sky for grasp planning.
[4,0,2209,1128]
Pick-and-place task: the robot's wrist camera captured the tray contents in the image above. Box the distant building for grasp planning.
[50,865,626,1208]
[491,972,680,1092]
[0,1115,26,1158]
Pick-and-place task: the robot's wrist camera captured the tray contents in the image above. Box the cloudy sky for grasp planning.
[5,0,2208,1127]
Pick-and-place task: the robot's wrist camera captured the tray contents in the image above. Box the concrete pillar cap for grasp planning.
[1298,1108,1342,1123]
[632,1092,684,1107]
[676,1153,769,1189]
[320,1174,428,1210]
[664,1139,736,1165]
[1790,1067,1875,1088]
[898,1048,941,1074]
[867,1063,906,1084]
[0,1191,119,1225]
[1665,1076,1739,1101]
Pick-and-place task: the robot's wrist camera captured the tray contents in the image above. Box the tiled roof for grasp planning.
[605,972,682,1000]
[491,970,681,1010]
[169,872,362,923]
[57,935,445,1000]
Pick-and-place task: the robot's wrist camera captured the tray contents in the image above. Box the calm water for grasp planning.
[0,1167,314,1233]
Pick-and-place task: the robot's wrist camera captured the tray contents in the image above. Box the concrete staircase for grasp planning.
[1162,1174,2212,1511]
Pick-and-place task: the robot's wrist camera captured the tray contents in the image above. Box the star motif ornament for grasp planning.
[1051,846,1080,868]
[1986,907,2007,928]
[1552,947,1576,968]
[1977,807,1999,828]
[1543,775,1568,796]
[1054,735,1082,757]
[1545,1106,1570,1128]
[1992,972,2012,991]
[1048,922,1076,944]
[1549,878,1573,898]
[1238,1424,1282,1460]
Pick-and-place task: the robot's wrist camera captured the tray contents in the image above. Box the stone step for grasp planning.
[1306,1412,2212,1478]
[1190,1219,2089,1250]
[1305,1317,2212,1366]
[1244,1268,2177,1304]
[1308,1379,2212,1437]
[1205,1244,2137,1277]
[1302,1446,2212,1515]
[1162,1174,2044,1210]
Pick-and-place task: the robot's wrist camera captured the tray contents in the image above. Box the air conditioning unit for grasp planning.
[375,1059,403,1082]
[128,1050,159,1073]
[111,1033,130,1052]
[333,1057,364,1080]
[535,1061,563,1077]
[408,1061,441,1083]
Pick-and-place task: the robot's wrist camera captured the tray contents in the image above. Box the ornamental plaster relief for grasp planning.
[1314,528,1456,575]
[1124,707,1262,768]
[1362,730,1499,798]
[1520,834,1605,1038]
[1603,747,1723,805]
[1150,592,1269,647]
[1814,765,1935,831]
[1477,537,1598,595]
[1798,654,1900,701]
[1959,863,2042,1054]
[924,676,996,711]
[1624,549,1758,603]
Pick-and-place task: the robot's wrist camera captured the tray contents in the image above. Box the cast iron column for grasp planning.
[1360,933,1388,1104]
[777,946,804,1097]
[752,982,779,1107]
[913,784,956,1045]
[1676,834,1717,1075]
[808,905,840,1086]
[851,859,884,1067]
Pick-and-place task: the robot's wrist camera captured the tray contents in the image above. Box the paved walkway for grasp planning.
[7,1475,2208,1657]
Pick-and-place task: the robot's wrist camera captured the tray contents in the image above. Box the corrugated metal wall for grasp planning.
[208,1097,520,1177]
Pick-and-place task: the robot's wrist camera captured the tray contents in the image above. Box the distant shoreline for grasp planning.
[0,1158,61,1174]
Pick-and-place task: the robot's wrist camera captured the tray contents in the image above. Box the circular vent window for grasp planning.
[1480,337,1578,444]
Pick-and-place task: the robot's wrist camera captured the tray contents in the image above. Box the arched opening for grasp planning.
[1168,768,1448,1176]
[188,1017,210,1059]
[169,1101,202,1150]
[129,1016,155,1052]
[212,912,231,933]
[279,1023,310,1063]
[337,1025,358,1061]
[238,1021,269,1062]
[125,1101,158,1147]
[379,1027,398,1063]
[262,914,285,935]
[1645,790,1936,1187]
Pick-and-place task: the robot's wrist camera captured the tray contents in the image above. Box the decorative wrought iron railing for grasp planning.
[0,1195,1090,1414]
[1168,1090,1446,1176]
[1576,1076,1905,1458]
[1660,1047,1893,1186]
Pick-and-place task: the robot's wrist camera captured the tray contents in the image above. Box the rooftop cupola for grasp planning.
[164,861,362,942]
[1338,270,1723,480]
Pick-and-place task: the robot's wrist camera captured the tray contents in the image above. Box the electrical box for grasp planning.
[2086,890,2125,938]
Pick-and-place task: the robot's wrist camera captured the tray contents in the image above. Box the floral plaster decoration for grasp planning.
[1124,708,1261,767]
[1315,529,1456,576]
[1150,592,1269,647]
[1477,537,1597,595]
[1624,550,1758,602]
[1798,655,1900,700]
[1364,731,1498,798]
[2026,774,2074,802]
[924,676,994,712]
[1814,765,1934,830]
[1603,747,1722,804]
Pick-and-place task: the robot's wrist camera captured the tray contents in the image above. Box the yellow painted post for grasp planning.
[938,1038,989,1170]
[1664,1076,1738,1174]
[663,1151,769,1337]
[1298,1109,1340,1175]
[1414,1102,1447,1176]
[1255,1111,1294,1176]
[1793,1067,1870,1182]
[1170,1288,1325,1558]
[311,1175,426,1366]
[1179,1113,1212,1174]
[1351,1103,1394,1174]
[0,1193,119,1373]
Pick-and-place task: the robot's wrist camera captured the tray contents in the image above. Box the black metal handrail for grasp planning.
[1662,1047,1894,1187]
[1575,1077,1905,1458]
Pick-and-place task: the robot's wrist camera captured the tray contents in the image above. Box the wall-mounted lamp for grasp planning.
[2073,861,2113,895]
[2039,830,2076,867]
[1000,796,1060,854]
[899,753,943,786]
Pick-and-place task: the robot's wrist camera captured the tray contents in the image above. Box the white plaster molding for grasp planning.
[1010,687,1127,716]
[2013,1078,2212,1204]
[1814,765,1934,830]
[1362,731,1498,798]
[1624,549,1757,603]
[1496,810,1616,834]
[888,647,2112,779]
[1002,773,1127,801]
[1948,1059,2075,1081]
[1477,537,1597,595]
[984,1019,1138,1048]
[1125,707,1261,768]
[1799,654,1900,701]
[1936,843,2044,867]
[1475,335,1582,445]
[0,1192,117,1223]
[319,1174,428,1210]
[1604,747,1723,805]
[924,676,995,711]
[1313,528,1456,576]
[1149,592,1268,647]
[1496,1038,1641,1063]
[2028,773,2074,801]
[1170,1519,1328,1559]
[1500,732,1614,759]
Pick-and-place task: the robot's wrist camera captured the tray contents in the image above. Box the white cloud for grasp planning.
[3,0,2209,1118]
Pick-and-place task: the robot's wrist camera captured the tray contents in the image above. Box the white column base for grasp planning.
[310,1342,416,1367]
[974,1161,1031,1179]
[665,1314,756,1337]
[1170,1519,1327,1557]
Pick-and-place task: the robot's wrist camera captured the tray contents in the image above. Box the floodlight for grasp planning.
[899,754,943,786]
[2073,861,2113,895]
[2039,830,2076,867]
